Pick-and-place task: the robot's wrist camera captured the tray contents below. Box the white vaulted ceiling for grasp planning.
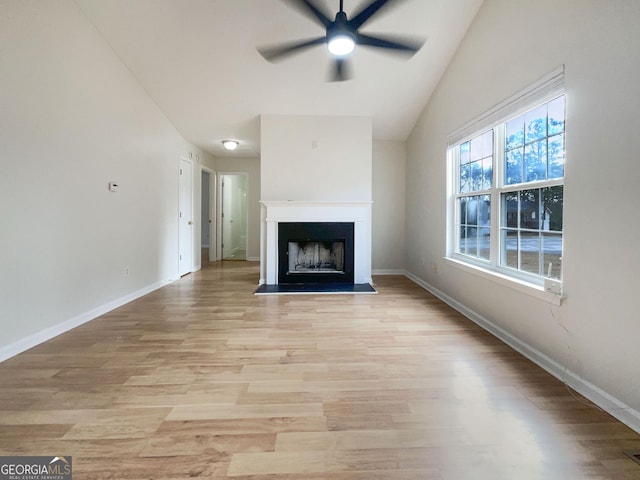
[75,0,483,157]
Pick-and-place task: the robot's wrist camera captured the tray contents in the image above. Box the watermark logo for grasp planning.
[0,456,72,480]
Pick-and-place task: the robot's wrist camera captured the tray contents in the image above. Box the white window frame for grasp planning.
[446,67,565,303]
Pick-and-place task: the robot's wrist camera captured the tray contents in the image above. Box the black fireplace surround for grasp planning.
[278,222,354,284]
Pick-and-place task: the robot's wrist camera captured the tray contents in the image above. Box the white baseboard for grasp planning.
[247,256,260,262]
[0,279,174,363]
[372,269,405,276]
[404,270,640,435]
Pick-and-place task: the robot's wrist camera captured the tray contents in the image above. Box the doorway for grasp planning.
[201,167,216,264]
[218,173,248,261]
[178,158,193,276]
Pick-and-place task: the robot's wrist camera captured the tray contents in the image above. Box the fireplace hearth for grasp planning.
[278,222,354,284]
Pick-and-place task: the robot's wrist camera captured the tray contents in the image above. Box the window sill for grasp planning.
[444,257,564,305]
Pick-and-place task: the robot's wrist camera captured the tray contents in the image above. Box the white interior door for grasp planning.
[179,158,193,276]
[221,175,233,259]
[219,173,248,260]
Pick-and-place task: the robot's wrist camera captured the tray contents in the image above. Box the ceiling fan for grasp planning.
[258,0,424,82]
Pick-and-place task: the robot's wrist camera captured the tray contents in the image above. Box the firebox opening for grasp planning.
[288,241,345,274]
[278,222,354,284]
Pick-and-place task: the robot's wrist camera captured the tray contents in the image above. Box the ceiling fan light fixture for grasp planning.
[256,0,424,81]
[222,140,239,151]
[328,34,355,56]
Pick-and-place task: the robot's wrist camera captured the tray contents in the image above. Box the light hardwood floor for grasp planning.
[1,261,639,479]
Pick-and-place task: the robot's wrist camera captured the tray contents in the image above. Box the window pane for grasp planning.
[548,134,564,179]
[459,197,467,225]
[466,230,478,257]
[467,196,478,226]
[520,232,540,275]
[458,226,467,254]
[470,135,483,161]
[471,161,483,191]
[481,130,493,158]
[520,189,540,230]
[505,148,523,185]
[483,156,493,189]
[524,139,547,182]
[501,229,518,269]
[479,195,491,227]
[525,104,547,143]
[542,186,563,231]
[459,163,470,193]
[548,96,565,135]
[478,228,490,260]
[503,192,518,228]
[460,141,470,164]
[506,115,524,150]
[542,233,562,279]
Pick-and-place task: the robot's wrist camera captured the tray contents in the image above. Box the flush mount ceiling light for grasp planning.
[222,140,239,151]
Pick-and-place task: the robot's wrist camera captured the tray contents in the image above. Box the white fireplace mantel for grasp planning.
[260,200,373,285]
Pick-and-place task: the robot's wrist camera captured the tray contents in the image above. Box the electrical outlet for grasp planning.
[124,267,129,276]
[433,263,439,274]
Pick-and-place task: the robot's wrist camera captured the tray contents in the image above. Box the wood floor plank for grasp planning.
[0,261,639,479]
[227,451,325,476]
[166,403,323,421]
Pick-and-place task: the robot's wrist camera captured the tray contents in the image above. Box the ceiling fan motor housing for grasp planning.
[327,11,356,56]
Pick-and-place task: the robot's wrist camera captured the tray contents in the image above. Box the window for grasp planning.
[449,82,565,288]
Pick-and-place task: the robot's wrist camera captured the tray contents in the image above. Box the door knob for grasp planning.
[188,221,193,225]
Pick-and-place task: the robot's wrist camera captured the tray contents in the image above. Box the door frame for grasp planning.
[216,172,249,260]
[178,156,194,276]
[201,166,217,262]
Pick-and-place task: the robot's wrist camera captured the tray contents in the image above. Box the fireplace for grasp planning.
[260,200,372,286]
[278,222,354,284]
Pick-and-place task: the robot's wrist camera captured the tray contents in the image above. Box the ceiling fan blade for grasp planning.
[349,0,397,30]
[258,36,326,62]
[283,0,332,28]
[355,32,424,56]
[329,58,352,82]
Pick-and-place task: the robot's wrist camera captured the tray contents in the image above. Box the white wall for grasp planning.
[406,0,640,428]
[372,141,406,273]
[0,0,212,357]
[260,115,372,201]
